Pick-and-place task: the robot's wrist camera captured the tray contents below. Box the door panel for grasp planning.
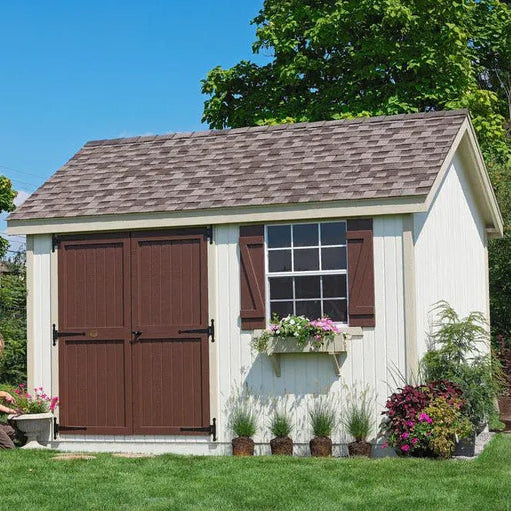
[58,235,132,435]
[131,229,210,435]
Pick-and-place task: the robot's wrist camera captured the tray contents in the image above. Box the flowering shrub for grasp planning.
[252,314,341,352]
[380,380,472,458]
[10,384,59,414]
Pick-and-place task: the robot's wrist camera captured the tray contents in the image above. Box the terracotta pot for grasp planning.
[270,436,293,456]
[232,436,255,456]
[348,440,372,458]
[309,436,332,457]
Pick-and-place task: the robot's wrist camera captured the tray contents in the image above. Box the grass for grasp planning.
[0,435,511,511]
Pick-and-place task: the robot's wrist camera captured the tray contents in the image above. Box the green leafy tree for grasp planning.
[0,176,16,259]
[201,0,511,344]
[0,254,27,385]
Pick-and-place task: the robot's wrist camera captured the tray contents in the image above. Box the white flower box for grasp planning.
[264,334,348,377]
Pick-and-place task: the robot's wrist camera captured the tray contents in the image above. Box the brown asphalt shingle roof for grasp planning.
[9,109,468,221]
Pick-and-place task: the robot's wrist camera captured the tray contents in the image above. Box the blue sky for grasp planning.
[0,1,266,252]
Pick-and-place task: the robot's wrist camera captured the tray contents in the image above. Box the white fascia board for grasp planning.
[7,196,428,236]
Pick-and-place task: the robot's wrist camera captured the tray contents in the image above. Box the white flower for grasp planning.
[290,319,295,325]
[275,329,280,335]
[294,332,299,337]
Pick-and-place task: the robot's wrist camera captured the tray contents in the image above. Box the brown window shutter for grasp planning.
[347,219,375,327]
[240,225,266,330]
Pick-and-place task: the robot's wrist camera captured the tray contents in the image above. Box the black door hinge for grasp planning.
[178,319,215,342]
[205,225,213,244]
[52,235,60,252]
[180,418,216,441]
[54,418,87,439]
[52,324,86,346]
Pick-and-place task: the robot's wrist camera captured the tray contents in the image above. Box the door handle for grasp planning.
[131,331,142,343]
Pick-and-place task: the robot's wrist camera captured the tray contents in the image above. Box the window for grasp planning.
[266,222,348,323]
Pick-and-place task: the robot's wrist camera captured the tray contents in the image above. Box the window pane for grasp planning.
[269,277,293,300]
[267,225,291,248]
[269,250,292,272]
[321,247,346,270]
[293,224,318,247]
[321,222,346,246]
[295,300,321,320]
[294,248,319,271]
[270,301,293,319]
[322,275,347,298]
[323,299,347,322]
[295,276,320,299]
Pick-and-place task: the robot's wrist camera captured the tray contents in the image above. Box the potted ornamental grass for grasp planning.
[9,384,59,449]
[309,399,338,457]
[343,390,374,457]
[228,400,257,456]
[269,410,293,456]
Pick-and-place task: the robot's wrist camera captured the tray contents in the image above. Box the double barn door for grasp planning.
[57,229,210,436]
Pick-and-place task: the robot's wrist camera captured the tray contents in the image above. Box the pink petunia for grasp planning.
[401,444,410,452]
[407,421,414,427]
[412,438,418,445]
[401,432,409,440]
[381,442,388,449]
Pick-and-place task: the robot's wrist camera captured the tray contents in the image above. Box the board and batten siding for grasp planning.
[414,152,489,358]
[213,217,406,453]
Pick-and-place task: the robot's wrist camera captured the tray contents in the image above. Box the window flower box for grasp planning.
[264,334,347,377]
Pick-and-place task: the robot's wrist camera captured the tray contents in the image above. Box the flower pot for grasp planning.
[10,413,53,449]
[270,436,293,456]
[232,436,254,456]
[309,436,332,457]
[454,432,476,457]
[348,440,372,458]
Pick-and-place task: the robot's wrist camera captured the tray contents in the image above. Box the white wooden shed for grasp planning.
[7,109,502,454]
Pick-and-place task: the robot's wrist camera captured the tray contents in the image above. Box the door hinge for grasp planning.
[180,418,216,441]
[52,324,86,346]
[178,319,215,342]
[53,418,87,439]
[52,235,60,252]
[205,225,213,244]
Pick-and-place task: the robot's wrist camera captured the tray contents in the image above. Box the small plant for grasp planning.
[10,384,59,414]
[309,399,337,437]
[269,410,293,438]
[252,314,341,352]
[229,403,257,438]
[343,395,373,442]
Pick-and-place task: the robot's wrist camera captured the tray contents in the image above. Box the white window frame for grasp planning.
[264,220,349,326]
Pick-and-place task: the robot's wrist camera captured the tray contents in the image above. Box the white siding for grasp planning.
[414,152,488,358]
[213,217,406,453]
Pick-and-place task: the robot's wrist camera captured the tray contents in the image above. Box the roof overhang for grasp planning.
[7,195,429,236]
[424,117,504,239]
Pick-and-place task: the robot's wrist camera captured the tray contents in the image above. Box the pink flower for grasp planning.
[401,444,410,452]
[381,442,388,449]
[407,421,414,427]
[418,413,432,424]
[401,432,409,440]
[412,438,418,445]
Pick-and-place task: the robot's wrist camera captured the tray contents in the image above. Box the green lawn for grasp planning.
[0,436,510,511]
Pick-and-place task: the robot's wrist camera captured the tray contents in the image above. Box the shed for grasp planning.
[7,109,503,454]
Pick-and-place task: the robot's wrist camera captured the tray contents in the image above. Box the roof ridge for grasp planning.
[84,109,469,148]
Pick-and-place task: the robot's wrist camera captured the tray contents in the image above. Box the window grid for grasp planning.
[265,222,348,323]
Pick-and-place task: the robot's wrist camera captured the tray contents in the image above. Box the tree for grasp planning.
[201,0,511,343]
[0,254,26,385]
[0,176,17,259]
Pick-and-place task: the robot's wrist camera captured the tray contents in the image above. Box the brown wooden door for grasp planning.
[130,229,210,435]
[58,234,133,435]
[58,228,210,436]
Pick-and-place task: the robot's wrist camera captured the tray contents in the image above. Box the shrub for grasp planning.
[269,410,293,438]
[380,380,472,457]
[309,399,337,438]
[228,400,257,438]
[421,301,503,428]
[343,391,373,442]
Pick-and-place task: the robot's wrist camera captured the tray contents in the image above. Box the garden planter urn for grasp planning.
[348,440,372,458]
[270,436,293,456]
[10,413,53,449]
[310,436,332,457]
[232,436,255,456]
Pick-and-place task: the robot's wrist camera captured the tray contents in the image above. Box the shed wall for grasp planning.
[414,153,489,358]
